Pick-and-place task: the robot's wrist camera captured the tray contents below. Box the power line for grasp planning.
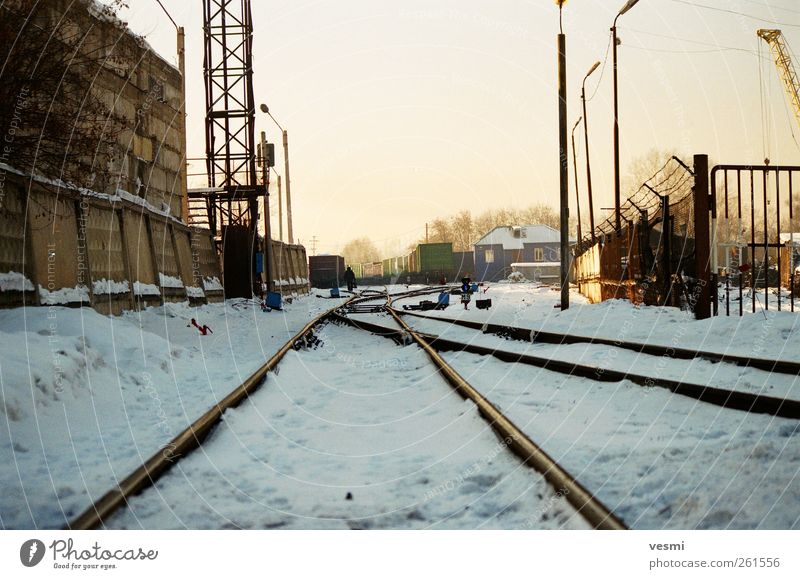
[153,0,178,29]
[737,0,800,16]
[622,26,771,60]
[668,0,800,28]
[586,31,612,102]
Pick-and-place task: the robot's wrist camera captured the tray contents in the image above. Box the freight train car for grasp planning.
[414,242,454,281]
[361,261,384,279]
[350,262,363,279]
[309,254,345,289]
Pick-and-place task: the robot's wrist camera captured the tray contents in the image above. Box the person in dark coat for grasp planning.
[344,266,357,292]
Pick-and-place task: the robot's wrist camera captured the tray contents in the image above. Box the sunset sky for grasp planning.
[113,0,800,256]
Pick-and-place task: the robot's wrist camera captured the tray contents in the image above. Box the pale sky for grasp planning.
[111,0,800,256]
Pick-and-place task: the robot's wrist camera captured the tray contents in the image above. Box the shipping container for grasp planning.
[416,243,453,273]
[350,262,363,279]
[309,254,345,288]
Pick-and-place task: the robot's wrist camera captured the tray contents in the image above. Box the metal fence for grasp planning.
[575,155,709,315]
[711,164,800,315]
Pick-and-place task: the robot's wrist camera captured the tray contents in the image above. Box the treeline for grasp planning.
[413,203,577,252]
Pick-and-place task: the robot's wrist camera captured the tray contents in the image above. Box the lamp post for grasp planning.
[612,0,641,233]
[557,0,569,310]
[582,61,600,243]
[571,116,583,245]
[258,131,274,292]
[260,104,293,244]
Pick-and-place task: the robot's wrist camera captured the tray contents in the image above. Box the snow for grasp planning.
[133,281,160,296]
[38,284,90,305]
[158,273,184,289]
[92,278,130,295]
[511,261,561,268]
[203,277,223,292]
[105,322,589,530]
[2,282,798,529]
[185,286,205,299]
[0,271,35,292]
[0,161,179,223]
[0,294,350,528]
[474,225,575,250]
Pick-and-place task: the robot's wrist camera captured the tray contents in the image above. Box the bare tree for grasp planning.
[0,0,129,195]
[342,237,380,265]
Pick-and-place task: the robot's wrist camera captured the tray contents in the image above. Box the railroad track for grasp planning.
[337,296,800,528]
[396,309,800,376]
[73,287,623,530]
[387,308,800,420]
[68,292,365,530]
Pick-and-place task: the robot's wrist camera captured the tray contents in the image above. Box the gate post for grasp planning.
[693,154,711,319]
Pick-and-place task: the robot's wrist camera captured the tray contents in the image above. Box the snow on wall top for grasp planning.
[81,0,179,73]
[0,272,35,292]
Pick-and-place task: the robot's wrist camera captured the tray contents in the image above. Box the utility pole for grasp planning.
[259,131,274,292]
[425,223,429,243]
[277,174,283,242]
[310,236,318,256]
[558,2,569,310]
[283,129,293,244]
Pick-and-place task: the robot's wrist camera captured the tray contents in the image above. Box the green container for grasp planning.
[416,243,453,272]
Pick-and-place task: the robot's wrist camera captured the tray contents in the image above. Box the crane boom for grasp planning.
[758,29,800,133]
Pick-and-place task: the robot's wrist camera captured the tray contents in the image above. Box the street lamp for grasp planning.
[612,0,641,233]
[582,61,600,243]
[571,116,583,245]
[260,103,293,244]
[557,0,569,310]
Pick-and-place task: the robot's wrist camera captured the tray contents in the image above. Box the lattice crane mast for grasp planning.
[758,29,800,133]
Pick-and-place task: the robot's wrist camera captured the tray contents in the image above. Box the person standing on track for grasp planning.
[344,266,357,292]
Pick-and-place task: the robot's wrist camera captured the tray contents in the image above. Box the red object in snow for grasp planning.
[190,318,213,335]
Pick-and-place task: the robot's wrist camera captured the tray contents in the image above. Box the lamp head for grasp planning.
[260,104,269,114]
[587,61,601,77]
[618,0,640,17]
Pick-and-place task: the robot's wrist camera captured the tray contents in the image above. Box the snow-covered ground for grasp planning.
[1,282,798,529]
[0,293,348,529]
[104,323,586,530]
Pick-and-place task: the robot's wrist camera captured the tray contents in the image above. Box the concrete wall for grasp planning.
[5,0,187,220]
[267,241,309,296]
[0,173,221,314]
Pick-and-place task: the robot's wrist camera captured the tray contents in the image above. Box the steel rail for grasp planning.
[360,312,800,420]
[381,302,628,530]
[66,296,361,530]
[395,309,800,376]
[66,288,441,530]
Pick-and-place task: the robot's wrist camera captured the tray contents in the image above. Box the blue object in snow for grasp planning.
[437,292,450,306]
[471,283,479,293]
[330,287,340,297]
[266,292,282,309]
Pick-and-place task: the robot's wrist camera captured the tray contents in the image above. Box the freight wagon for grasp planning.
[361,261,384,279]
[308,254,345,289]
[349,262,363,279]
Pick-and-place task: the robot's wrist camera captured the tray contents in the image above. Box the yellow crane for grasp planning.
[757,29,800,133]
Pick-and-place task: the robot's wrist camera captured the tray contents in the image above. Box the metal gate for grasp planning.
[710,164,800,315]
